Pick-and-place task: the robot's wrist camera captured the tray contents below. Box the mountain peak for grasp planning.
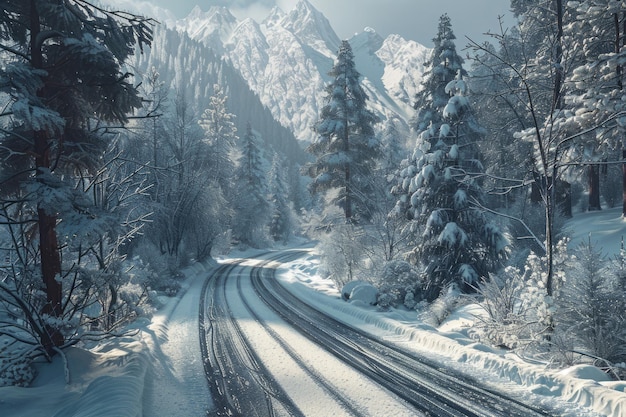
[294,0,315,12]
[350,27,384,53]
[188,5,203,18]
[178,5,238,51]
[263,6,285,29]
[281,0,340,57]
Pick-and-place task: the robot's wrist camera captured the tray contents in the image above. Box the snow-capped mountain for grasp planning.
[177,6,238,55]
[173,0,431,142]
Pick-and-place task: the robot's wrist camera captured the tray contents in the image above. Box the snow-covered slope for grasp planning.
[174,0,430,142]
[176,6,238,55]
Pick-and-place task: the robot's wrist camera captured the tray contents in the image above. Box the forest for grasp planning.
[1,0,626,388]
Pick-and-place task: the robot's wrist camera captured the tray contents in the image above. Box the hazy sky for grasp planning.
[110,0,514,47]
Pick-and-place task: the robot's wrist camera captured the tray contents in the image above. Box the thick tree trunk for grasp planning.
[623,150,626,217]
[344,113,352,222]
[588,164,601,211]
[35,133,64,352]
[31,0,64,352]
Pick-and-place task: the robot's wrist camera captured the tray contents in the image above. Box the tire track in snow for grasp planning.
[199,258,301,417]
[251,251,554,417]
[236,254,365,417]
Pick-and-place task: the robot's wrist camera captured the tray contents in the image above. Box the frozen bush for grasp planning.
[376,260,422,309]
[418,284,463,326]
[555,239,626,365]
[0,357,35,387]
[475,267,540,349]
[0,338,35,387]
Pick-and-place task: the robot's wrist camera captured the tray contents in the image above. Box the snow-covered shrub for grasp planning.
[315,215,370,289]
[376,292,396,310]
[475,267,536,349]
[0,349,35,387]
[131,245,183,296]
[519,252,558,333]
[554,239,626,365]
[375,260,422,310]
[418,283,464,326]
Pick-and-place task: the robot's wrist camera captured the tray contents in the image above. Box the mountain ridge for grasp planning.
[107,0,431,142]
[169,1,430,141]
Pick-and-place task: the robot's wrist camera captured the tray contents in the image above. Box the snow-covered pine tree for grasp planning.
[232,123,270,247]
[394,14,467,223]
[0,0,152,353]
[268,154,294,243]
[413,72,507,300]
[305,40,380,223]
[556,238,626,364]
[380,117,408,176]
[198,84,238,198]
[396,15,508,301]
[412,14,466,133]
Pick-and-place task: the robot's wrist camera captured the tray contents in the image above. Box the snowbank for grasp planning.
[0,258,217,417]
[1,339,149,417]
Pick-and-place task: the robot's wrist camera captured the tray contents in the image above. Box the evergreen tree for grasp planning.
[232,123,270,246]
[565,1,626,214]
[0,0,152,353]
[412,14,466,133]
[198,84,238,197]
[268,154,294,243]
[395,14,467,224]
[305,40,380,223]
[380,117,408,175]
[396,18,507,300]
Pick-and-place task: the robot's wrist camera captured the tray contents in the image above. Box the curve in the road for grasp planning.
[200,250,558,417]
[250,250,555,417]
[199,258,302,417]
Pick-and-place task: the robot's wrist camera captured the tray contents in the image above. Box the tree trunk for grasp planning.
[31,0,64,352]
[552,0,564,110]
[588,164,601,211]
[545,175,555,298]
[623,150,626,217]
[344,111,352,222]
[35,136,64,352]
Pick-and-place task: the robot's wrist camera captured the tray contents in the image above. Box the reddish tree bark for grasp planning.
[588,165,601,211]
[31,0,64,352]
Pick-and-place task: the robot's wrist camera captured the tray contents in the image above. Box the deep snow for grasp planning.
[3,209,626,416]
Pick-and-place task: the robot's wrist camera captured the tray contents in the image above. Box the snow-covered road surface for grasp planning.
[203,251,419,416]
[199,249,563,416]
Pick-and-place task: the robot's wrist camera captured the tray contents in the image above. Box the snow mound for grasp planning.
[559,365,613,382]
[341,281,378,305]
[340,280,369,300]
[349,284,378,306]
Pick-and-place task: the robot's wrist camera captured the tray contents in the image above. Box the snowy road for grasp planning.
[199,249,557,417]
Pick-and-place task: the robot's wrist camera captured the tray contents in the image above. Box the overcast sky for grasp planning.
[107,0,514,47]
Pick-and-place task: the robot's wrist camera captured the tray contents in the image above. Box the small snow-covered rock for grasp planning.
[349,283,378,306]
[341,280,369,300]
